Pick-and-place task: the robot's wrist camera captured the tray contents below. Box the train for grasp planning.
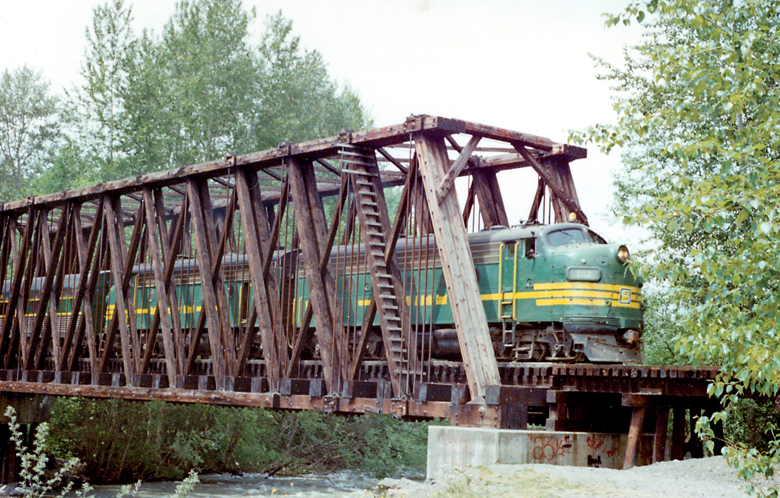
[3,221,643,366]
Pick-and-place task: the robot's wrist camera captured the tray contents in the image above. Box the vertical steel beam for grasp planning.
[414,133,500,401]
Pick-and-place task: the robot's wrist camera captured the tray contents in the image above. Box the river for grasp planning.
[86,472,386,497]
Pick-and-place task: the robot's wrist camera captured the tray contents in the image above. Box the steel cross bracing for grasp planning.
[0,115,716,437]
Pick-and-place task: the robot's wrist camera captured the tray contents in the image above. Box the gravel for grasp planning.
[379,456,780,498]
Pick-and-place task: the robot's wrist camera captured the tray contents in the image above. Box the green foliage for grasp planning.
[48,398,432,483]
[69,0,136,178]
[0,65,59,201]
[4,406,81,498]
[5,405,200,497]
[49,398,274,481]
[10,0,371,195]
[638,288,689,366]
[575,0,780,489]
[722,399,780,455]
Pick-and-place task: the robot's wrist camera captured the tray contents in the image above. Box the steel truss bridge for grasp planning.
[0,116,719,479]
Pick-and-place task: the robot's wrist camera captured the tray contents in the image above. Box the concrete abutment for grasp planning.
[427,426,658,479]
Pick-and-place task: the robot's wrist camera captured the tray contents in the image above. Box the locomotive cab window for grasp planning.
[547,228,587,246]
[588,230,607,245]
[503,241,516,258]
[523,238,537,258]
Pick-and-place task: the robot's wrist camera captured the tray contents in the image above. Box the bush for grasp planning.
[723,398,780,454]
[47,398,438,482]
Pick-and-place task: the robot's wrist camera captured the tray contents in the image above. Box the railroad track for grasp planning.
[5,358,719,399]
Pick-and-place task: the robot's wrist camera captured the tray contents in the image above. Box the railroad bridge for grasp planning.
[0,116,719,481]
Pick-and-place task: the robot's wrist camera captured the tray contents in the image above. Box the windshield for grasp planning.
[588,230,607,245]
[546,228,608,247]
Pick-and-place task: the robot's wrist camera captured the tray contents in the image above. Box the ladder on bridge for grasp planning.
[339,145,417,396]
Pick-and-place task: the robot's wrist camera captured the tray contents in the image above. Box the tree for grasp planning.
[126,0,260,171]
[71,0,136,181]
[253,13,369,149]
[0,66,58,201]
[575,0,780,487]
[117,2,368,177]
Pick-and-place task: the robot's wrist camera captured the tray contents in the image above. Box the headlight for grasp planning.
[567,267,602,282]
[617,245,630,263]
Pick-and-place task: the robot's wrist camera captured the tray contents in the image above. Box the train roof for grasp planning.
[467,222,599,243]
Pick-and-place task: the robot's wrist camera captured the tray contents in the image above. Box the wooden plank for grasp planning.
[0,116,575,215]
[39,208,63,370]
[513,145,588,224]
[17,213,43,368]
[461,180,476,227]
[144,193,189,376]
[527,178,546,223]
[63,200,104,372]
[0,213,32,367]
[154,188,184,371]
[200,182,235,376]
[238,176,290,375]
[288,157,339,393]
[653,406,669,463]
[186,178,227,388]
[671,406,686,460]
[472,169,509,227]
[623,406,646,470]
[99,196,144,380]
[24,206,70,369]
[143,187,179,386]
[436,135,480,203]
[42,207,73,370]
[414,133,500,401]
[235,169,280,387]
[0,216,10,293]
[243,169,283,373]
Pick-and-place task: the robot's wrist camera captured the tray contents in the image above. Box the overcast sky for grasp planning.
[0,0,641,241]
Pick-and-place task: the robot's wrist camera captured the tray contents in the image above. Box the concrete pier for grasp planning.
[427,426,656,479]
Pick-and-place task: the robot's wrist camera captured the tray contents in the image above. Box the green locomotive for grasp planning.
[117,221,642,364]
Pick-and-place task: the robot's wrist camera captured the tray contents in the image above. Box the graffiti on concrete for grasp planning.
[585,435,619,467]
[528,434,573,461]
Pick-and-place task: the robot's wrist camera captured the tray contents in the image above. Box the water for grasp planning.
[86,471,383,498]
